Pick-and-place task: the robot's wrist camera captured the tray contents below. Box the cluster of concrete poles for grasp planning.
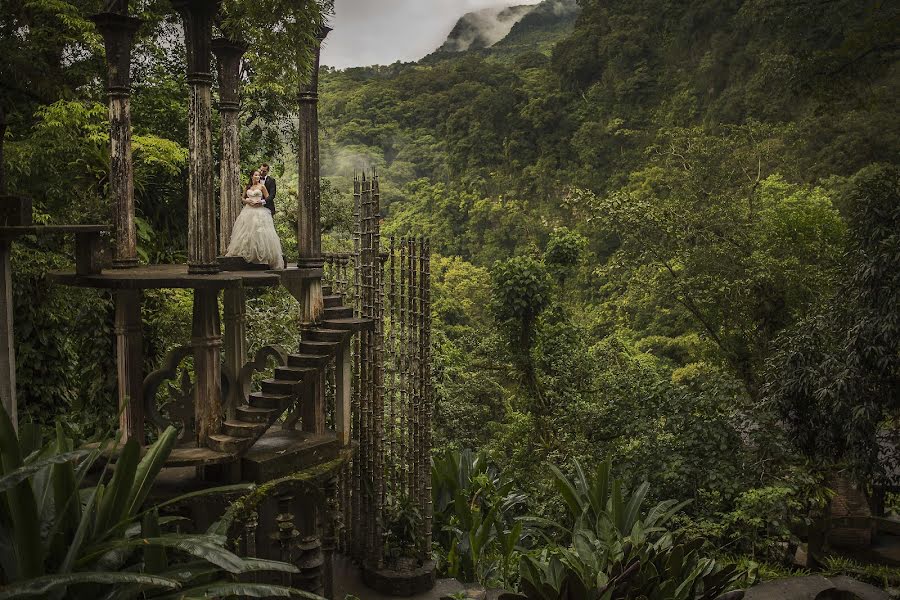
[92,0,330,446]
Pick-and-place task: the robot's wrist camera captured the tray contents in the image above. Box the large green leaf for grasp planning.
[60,485,100,573]
[95,438,139,539]
[136,483,253,524]
[549,463,582,521]
[156,582,325,599]
[622,481,649,534]
[125,426,178,520]
[0,403,42,579]
[0,571,181,599]
[78,534,296,575]
[52,423,81,557]
[0,449,90,494]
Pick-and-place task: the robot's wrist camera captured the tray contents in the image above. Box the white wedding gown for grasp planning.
[225,189,284,269]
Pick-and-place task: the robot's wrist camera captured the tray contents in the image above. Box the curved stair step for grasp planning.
[224,419,266,438]
[321,317,374,332]
[303,328,350,343]
[322,285,332,296]
[323,294,343,308]
[208,433,252,454]
[261,378,298,395]
[324,306,353,319]
[299,340,340,355]
[275,365,317,381]
[236,404,279,423]
[288,353,330,368]
[248,391,293,410]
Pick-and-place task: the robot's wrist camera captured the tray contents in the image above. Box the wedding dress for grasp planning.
[225,188,284,269]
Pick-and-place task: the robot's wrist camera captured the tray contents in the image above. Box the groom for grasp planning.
[260,163,276,215]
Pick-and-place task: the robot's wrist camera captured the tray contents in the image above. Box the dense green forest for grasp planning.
[2,0,900,595]
[316,0,900,586]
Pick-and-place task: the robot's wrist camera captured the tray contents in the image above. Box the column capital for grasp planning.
[212,37,247,107]
[172,0,220,79]
[90,12,143,91]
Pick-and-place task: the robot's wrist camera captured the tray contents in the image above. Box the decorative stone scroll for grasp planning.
[143,345,194,441]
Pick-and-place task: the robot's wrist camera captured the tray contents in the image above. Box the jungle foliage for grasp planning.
[1,0,899,594]
[314,0,899,589]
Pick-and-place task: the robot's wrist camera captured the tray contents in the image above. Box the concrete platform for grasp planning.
[333,555,465,600]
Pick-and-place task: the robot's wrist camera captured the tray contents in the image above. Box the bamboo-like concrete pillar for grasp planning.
[296,26,331,324]
[211,37,245,256]
[176,0,223,447]
[212,38,248,418]
[175,0,219,275]
[91,11,141,268]
[192,288,222,446]
[92,11,146,443]
[335,338,352,445]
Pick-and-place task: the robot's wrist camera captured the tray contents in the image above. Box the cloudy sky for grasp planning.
[320,0,542,69]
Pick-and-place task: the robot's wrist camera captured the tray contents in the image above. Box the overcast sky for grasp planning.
[320,0,542,69]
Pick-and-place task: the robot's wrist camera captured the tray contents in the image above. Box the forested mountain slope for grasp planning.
[318,0,899,520]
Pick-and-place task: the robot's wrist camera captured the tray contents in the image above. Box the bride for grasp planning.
[225,169,284,269]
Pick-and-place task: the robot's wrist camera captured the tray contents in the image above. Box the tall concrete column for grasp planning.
[114,291,144,444]
[211,38,246,255]
[212,38,248,417]
[92,11,146,443]
[296,26,331,324]
[91,11,141,268]
[175,0,219,275]
[176,0,223,448]
[192,288,222,446]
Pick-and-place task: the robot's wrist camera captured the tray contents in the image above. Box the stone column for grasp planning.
[212,38,248,419]
[211,37,245,255]
[322,476,338,599]
[92,12,146,443]
[191,288,222,446]
[334,338,351,446]
[296,26,331,324]
[175,0,219,274]
[114,291,144,443]
[91,11,141,268]
[221,288,245,420]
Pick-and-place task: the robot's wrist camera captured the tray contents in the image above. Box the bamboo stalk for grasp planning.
[423,238,434,555]
[373,174,385,567]
[408,236,418,502]
[398,238,408,501]
[388,236,397,496]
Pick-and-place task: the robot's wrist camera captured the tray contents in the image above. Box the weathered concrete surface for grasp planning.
[744,574,891,600]
[829,576,892,599]
[333,555,463,600]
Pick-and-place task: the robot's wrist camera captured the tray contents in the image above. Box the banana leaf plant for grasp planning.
[510,458,747,600]
[432,449,528,586]
[0,405,323,599]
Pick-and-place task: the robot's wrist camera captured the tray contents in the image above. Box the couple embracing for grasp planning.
[225,163,285,270]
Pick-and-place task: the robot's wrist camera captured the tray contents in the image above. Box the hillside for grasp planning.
[436,4,536,53]
[318,0,898,463]
[426,0,579,62]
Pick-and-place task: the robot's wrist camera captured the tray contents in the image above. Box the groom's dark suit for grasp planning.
[262,175,277,214]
